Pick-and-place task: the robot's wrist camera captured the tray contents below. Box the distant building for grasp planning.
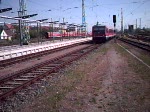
[0,29,13,40]
[0,23,15,40]
[66,26,76,32]
[4,23,16,34]
[128,25,134,34]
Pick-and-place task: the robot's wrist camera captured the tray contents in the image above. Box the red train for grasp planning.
[46,31,84,38]
[92,25,115,43]
[46,32,61,38]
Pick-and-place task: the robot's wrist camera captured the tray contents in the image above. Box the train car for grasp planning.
[46,32,61,38]
[92,25,115,43]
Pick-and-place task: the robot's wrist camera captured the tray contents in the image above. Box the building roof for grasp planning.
[41,26,49,30]
[3,30,13,36]
[4,23,15,30]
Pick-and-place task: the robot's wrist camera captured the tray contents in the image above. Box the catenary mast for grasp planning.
[82,0,86,37]
[19,0,30,45]
[121,8,123,34]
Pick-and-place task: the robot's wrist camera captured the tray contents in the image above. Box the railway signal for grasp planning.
[113,15,116,42]
[113,15,116,23]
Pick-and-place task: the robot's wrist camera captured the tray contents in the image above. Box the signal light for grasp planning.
[113,15,116,23]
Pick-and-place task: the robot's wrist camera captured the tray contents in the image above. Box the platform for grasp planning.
[0,37,92,60]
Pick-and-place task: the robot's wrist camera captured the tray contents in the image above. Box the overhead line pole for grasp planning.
[140,18,141,29]
[136,19,137,29]
[82,0,86,37]
[121,8,123,35]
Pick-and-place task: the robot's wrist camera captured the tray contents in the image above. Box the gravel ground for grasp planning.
[0,39,150,112]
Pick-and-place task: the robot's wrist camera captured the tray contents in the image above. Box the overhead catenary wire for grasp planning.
[124,0,150,28]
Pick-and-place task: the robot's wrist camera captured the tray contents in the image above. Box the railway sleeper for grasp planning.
[32,70,46,73]
[47,64,62,66]
[21,76,37,78]
[0,45,96,100]
[38,68,51,71]
[14,78,29,81]
[41,66,55,69]
[69,53,80,56]
[0,86,14,89]
[6,82,22,85]
[35,70,47,72]
[26,73,39,75]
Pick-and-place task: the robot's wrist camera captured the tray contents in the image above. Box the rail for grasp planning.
[119,38,150,52]
[0,41,89,69]
[0,44,99,100]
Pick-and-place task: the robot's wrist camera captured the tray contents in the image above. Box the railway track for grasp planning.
[0,44,99,101]
[119,38,150,52]
[0,41,89,69]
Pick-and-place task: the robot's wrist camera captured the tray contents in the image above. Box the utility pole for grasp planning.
[121,8,123,34]
[37,21,39,43]
[136,19,137,29]
[139,18,141,29]
[50,18,53,41]
[82,0,86,37]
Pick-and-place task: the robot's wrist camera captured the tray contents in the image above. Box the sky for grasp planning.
[0,0,150,31]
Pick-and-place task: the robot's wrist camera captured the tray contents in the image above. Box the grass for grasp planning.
[139,54,150,66]
[29,44,109,112]
[128,58,150,81]
[96,44,109,55]
[29,60,89,112]
[89,97,97,104]
[115,43,150,81]
[20,42,114,112]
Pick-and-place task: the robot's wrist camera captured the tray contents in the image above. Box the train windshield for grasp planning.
[93,26,105,34]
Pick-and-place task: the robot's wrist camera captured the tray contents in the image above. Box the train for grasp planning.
[45,31,90,38]
[92,24,115,43]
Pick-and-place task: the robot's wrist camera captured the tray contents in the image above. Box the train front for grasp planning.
[92,25,107,43]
